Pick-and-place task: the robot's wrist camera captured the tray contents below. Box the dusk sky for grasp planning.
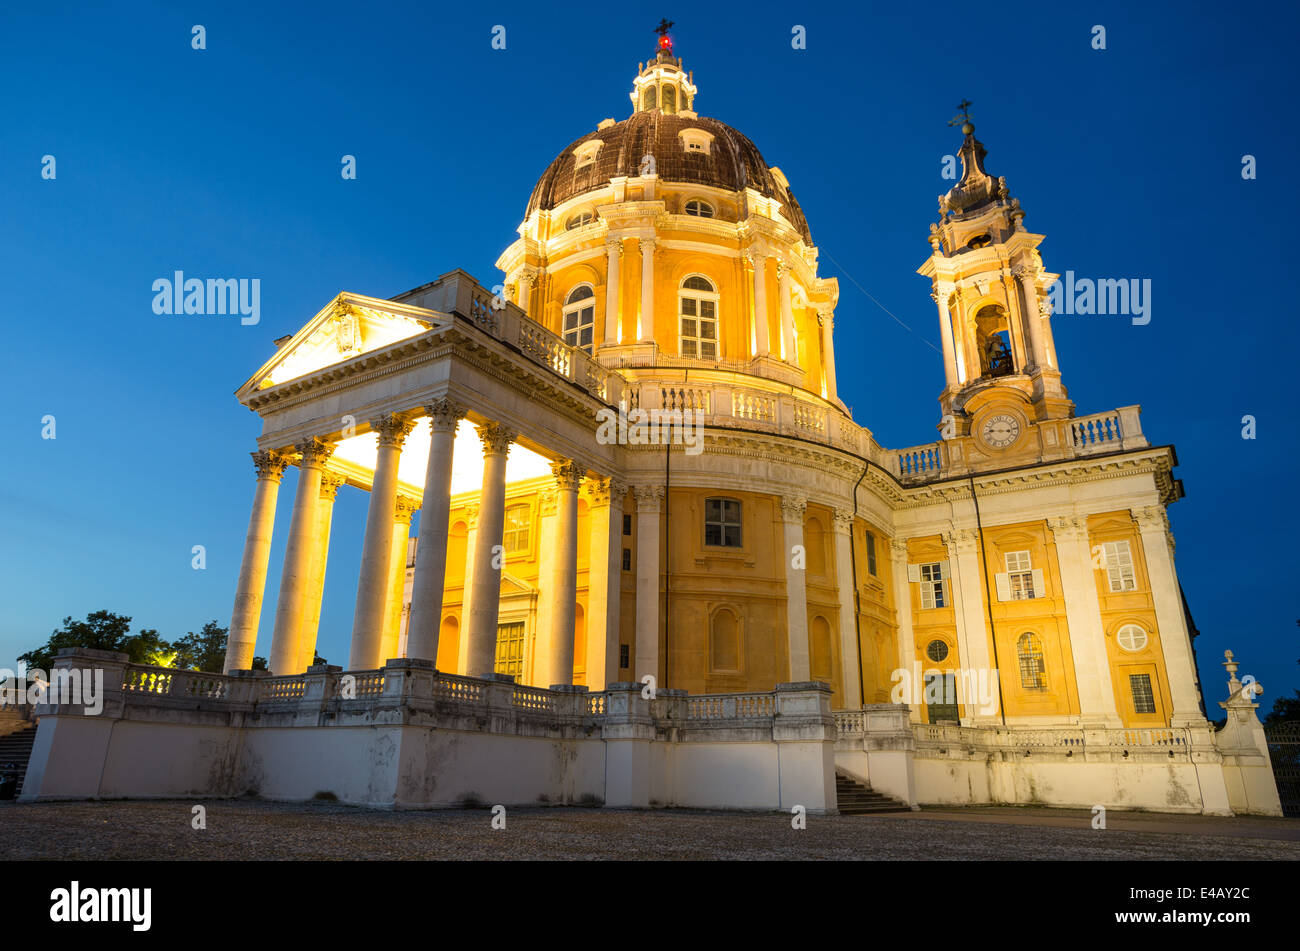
[3,1,1297,705]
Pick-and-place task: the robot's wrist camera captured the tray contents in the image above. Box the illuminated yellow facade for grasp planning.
[230,36,1207,735]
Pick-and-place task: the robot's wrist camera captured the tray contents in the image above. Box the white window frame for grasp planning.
[1101,540,1137,592]
[562,284,595,353]
[503,503,531,554]
[911,562,948,610]
[1116,624,1149,652]
[679,275,719,360]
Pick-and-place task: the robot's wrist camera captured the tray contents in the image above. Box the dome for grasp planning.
[524,110,813,243]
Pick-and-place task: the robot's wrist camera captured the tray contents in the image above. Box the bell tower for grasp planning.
[918,106,1072,437]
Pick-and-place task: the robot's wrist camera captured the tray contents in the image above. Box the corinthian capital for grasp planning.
[889,537,910,560]
[1132,505,1169,534]
[551,459,585,491]
[639,237,657,256]
[425,398,467,432]
[1046,515,1087,543]
[319,471,346,501]
[942,528,980,554]
[832,508,855,534]
[476,422,516,455]
[295,438,335,469]
[780,496,807,522]
[252,450,290,482]
[633,484,665,510]
[394,495,420,524]
[605,235,625,256]
[371,414,416,449]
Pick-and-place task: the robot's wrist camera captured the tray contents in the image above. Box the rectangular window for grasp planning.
[563,305,594,354]
[1129,673,1156,714]
[919,563,946,609]
[619,644,630,670]
[622,548,632,571]
[494,622,526,679]
[1005,550,1035,600]
[623,513,632,536]
[1103,541,1137,592]
[865,531,877,576]
[503,504,530,553]
[704,497,742,547]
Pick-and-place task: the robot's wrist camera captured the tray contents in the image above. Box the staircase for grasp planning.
[0,726,38,799]
[835,771,912,815]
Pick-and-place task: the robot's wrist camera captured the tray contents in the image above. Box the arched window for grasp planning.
[662,85,677,114]
[684,199,714,218]
[679,275,718,360]
[1117,624,1148,652]
[562,285,595,354]
[710,608,740,671]
[566,211,594,230]
[642,86,657,111]
[1017,633,1046,690]
[504,504,530,553]
[704,497,742,547]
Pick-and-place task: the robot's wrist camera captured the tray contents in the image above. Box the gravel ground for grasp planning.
[1,800,1297,860]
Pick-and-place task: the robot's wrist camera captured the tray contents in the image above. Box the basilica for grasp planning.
[21,32,1281,817]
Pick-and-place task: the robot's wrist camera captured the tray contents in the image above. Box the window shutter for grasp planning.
[937,560,951,580]
[994,572,1010,601]
[1031,569,1045,597]
[907,564,921,583]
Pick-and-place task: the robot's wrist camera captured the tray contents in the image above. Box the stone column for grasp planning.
[532,490,558,682]
[516,267,537,315]
[380,496,418,663]
[777,261,797,364]
[933,281,959,389]
[456,504,479,675]
[819,311,839,401]
[465,423,515,678]
[225,450,289,673]
[1048,516,1122,726]
[1133,506,1206,726]
[782,496,811,682]
[604,236,622,346]
[889,537,920,722]
[942,529,994,722]
[749,249,770,356]
[832,509,861,708]
[270,438,334,675]
[298,471,344,672]
[1014,263,1048,368]
[548,460,584,686]
[348,414,415,671]
[633,485,663,684]
[639,237,655,343]
[585,478,626,689]
[406,398,465,663]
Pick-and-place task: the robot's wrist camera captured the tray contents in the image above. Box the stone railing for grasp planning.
[893,442,947,483]
[1070,406,1147,455]
[395,270,622,407]
[912,722,1195,755]
[684,693,777,720]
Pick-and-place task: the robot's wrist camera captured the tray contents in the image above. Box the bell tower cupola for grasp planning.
[918,103,1072,430]
[630,20,697,115]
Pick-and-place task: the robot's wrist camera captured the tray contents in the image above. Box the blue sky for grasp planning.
[2,1,1297,707]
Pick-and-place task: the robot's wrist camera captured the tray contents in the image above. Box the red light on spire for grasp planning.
[659,34,672,51]
[654,18,674,53]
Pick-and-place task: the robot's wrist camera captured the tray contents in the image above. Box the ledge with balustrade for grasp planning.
[889,405,1150,485]
[907,719,1211,760]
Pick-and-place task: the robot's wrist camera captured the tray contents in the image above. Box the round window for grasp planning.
[1116,624,1148,652]
[926,640,949,663]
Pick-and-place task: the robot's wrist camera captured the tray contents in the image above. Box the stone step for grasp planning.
[0,727,38,798]
[835,771,912,815]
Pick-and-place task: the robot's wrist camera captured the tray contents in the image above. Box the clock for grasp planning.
[979,413,1021,450]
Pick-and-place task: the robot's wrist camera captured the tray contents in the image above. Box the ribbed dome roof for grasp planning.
[524,111,812,243]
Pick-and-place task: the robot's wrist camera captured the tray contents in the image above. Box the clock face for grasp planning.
[980,413,1021,450]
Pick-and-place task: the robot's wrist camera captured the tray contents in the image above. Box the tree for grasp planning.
[171,621,229,672]
[19,611,135,671]
[1264,656,1300,724]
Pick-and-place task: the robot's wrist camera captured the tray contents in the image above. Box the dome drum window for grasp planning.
[562,285,595,354]
[684,199,714,218]
[565,211,595,230]
[679,275,719,360]
[678,128,715,155]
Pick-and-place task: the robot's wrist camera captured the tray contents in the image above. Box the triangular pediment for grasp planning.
[236,292,449,399]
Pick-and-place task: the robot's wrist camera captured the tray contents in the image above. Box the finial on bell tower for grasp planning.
[917,104,1073,428]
